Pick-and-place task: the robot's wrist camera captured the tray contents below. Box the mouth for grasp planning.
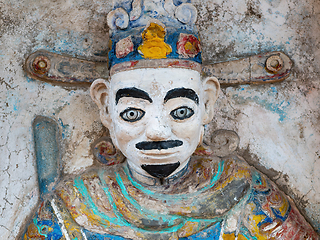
[141,162,180,178]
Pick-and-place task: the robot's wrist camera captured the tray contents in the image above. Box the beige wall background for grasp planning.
[0,0,319,238]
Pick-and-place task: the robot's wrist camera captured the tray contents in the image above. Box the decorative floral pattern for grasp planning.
[177,33,201,58]
[93,137,125,165]
[116,36,134,58]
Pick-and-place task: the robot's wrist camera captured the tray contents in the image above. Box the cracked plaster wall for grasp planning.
[0,0,319,238]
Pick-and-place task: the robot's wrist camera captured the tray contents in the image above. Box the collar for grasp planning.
[126,162,189,186]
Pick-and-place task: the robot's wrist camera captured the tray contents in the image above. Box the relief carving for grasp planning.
[21,0,318,239]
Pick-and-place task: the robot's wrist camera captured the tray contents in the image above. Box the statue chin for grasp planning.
[141,162,180,178]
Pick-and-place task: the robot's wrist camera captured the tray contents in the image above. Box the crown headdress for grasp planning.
[107,0,202,75]
[25,0,293,85]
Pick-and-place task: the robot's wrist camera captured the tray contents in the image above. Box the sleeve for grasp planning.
[241,171,319,240]
[22,197,85,240]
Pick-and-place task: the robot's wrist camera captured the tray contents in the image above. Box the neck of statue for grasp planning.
[126,160,190,186]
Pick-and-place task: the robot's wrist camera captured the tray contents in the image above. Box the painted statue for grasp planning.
[22,0,318,239]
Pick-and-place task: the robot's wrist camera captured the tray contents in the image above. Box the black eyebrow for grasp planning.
[116,87,153,104]
[164,88,199,104]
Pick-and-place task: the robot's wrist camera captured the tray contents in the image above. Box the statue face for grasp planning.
[91,68,219,179]
[109,68,203,177]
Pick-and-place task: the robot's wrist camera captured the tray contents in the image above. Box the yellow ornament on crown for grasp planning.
[138,22,172,59]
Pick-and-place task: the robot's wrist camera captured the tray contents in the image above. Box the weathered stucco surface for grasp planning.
[0,0,319,238]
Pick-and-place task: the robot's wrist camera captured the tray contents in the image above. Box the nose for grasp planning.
[145,116,171,141]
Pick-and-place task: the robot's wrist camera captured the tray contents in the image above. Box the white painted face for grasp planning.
[109,68,203,176]
[91,68,219,178]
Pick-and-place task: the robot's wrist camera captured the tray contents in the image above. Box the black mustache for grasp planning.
[136,140,183,150]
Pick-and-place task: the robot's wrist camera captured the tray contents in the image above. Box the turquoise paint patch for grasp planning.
[32,29,95,60]
[69,90,76,95]
[30,216,63,240]
[54,30,93,56]
[232,91,291,122]
[26,76,37,83]
[6,95,20,112]
[115,171,181,225]
[58,118,69,139]
[98,171,186,233]
[33,218,48,238]
[98,171,136,227]
[270,87,277,93]
[258,99,290,122]
[73,177,120,226]
[240,226,258,240]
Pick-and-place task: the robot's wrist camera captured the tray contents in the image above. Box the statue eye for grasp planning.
[120,108,145,122]
[170,106,194,120]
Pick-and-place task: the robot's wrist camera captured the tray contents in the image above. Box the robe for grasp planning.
[23,148,318,239]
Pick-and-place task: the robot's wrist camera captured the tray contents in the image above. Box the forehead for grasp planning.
[110,68,201,96]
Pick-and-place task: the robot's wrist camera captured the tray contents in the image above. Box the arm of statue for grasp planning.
[22,196,86,240]
[22,172,134,240]
[240,171,319,239]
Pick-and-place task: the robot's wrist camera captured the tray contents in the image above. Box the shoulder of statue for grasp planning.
[54,164,125,211]
[218,154,288,203]
[51,165,126,234]
[217,154,274,192]
[189,150,252,189]
[200,154,253,179]
[179,153,254,218]
[55,164,123,192]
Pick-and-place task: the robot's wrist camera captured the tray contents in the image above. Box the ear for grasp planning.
[90,78,112,129]
[202,76,220,125]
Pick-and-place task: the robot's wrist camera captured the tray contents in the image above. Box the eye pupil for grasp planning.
[127,111,137,119]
